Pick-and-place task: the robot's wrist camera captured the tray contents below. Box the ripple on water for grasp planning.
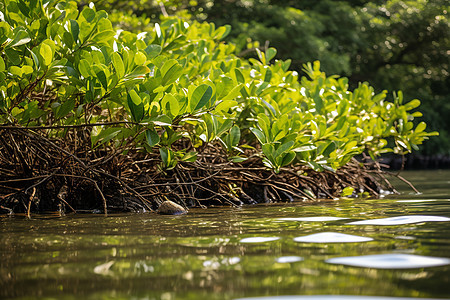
[277,217,348,222]
[347,215,450,225]
[293,232,373,243]
[326,253,450,269]
[239,237,280,243]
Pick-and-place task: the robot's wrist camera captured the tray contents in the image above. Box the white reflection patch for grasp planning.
[326,253,450,269]
[235,296,449,300]
[276,256,304,263]
[277,217,347,222]
[239,237,280,243]
[293,232,373,243]
[347,215,450,225]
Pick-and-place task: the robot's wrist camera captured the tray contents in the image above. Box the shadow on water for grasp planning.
[0,170,449,299]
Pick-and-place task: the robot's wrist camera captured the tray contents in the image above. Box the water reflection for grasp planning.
[326,254,450,269]
[240,237,280,243]
[0,170,450,299]
[348,215,450,225]
[293,232,374,243]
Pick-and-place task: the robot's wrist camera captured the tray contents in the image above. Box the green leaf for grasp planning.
[415,122,426,133]
[341,187,355,197]
[21,65,33,75]
[127,65,150,78]
[274,141,294,159]
[134,51,147,65]
[81,7,96,23]
[0,57,5,72]
[234,69,244,84]
[265,47,277,62]
[91,30,115,45]
[190,84,213,112]
[161,59,183,86]
[213,25,231,40]
[10,66,23,77]
[180,151,198,162]
[280,151,296,167]
[56,99,75,118]
[250,127,266,144]
[5,49,20,65]
[127,89,144,122]
[230,125,241,147]
[78,59,91,78]
[70,20,80,43]
[96,70,108,90]
[112,52,125,78]
[151,114,172,126]
[231,156,247,163]
[404,99,421,111]
[292,145,316,152]
[17,0,30,17]
[146,129,160,147]
[7,29,31,48]
[161,93,180,116]
[214,100,237,114]
[92,128,121,147]
[145,44,162,59]
[159,147,176,170]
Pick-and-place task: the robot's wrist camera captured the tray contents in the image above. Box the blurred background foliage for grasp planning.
[89,0,449,156]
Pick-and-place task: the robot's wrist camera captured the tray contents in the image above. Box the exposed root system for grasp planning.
[0,128,408,215]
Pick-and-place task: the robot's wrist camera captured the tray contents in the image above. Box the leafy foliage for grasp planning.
[0,0,437,174]
[92,0,448,156]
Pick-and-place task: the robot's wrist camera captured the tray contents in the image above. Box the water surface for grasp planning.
[1,170,449,299]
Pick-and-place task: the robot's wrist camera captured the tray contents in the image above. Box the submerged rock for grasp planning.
[157,200,187,215]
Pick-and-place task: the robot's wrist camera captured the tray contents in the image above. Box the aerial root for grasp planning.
[0,128,397,215]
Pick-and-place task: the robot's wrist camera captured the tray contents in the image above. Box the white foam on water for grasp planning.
[347,215,450,225]
[239,237,280,243]
[277,217,348,222]
[293,232,373,243]
[326,253,450,269]
[275,256,304,263]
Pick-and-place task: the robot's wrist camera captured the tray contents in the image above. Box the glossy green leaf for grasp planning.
[112,52,125,78]
[56,99,75,118]
[145,44,162,59]
[91,30,115,45]
[161,59,183,86]
[70,20,80,43]
[265,47,277,62]
[230,125,241,147]
[190,84,213,112]
[146,129,160,147]
[127,89,144,122]
[161,93,180,116]
[7,29,31,48]
[134,51,147,65]
[180,151,198,162]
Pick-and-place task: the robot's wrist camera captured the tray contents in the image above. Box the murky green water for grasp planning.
[1,170,450,299]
